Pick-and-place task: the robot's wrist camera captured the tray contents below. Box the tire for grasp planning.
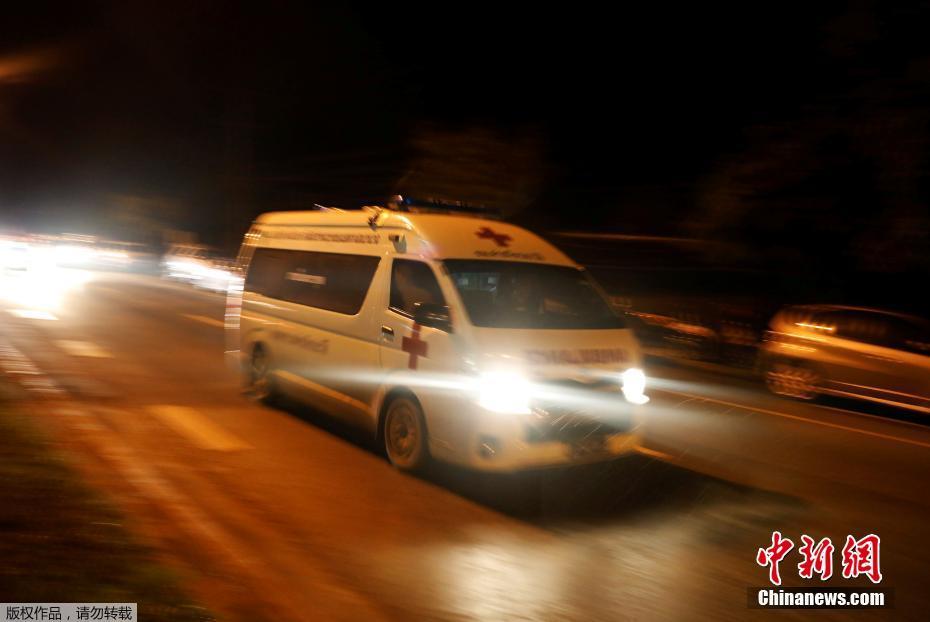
[248,344,279,405]
[764,359,822,400]
[382,395,430,472]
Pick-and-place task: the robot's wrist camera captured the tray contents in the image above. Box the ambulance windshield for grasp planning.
[445,260,625,329]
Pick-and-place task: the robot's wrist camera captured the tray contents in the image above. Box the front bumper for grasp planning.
[459,430,643,472]
[434,394,645,472]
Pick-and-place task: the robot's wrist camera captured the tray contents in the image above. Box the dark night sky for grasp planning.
[1,1,929,263]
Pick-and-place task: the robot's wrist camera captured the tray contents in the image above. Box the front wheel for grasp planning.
[765,360,822,400]
[383,396,430,472]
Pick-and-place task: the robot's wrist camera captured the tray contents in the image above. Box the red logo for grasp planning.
[798,535,835,581]
[402,323,428,370]
[757,532,882,585]
[476,226,512,248]
[757,531,794,586]
[842,534,882,584]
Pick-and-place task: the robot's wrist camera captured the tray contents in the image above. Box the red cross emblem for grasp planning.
[402,323,428,370]
[476,226,512,248]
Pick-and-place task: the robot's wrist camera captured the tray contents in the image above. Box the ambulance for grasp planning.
[226,199,649,472]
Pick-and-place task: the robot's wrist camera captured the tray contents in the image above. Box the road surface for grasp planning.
[1,270,926,620]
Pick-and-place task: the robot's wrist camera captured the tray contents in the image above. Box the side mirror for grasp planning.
[413,302,452,333]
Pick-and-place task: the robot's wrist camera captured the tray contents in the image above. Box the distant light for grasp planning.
[1,248,92,315]
[8,309,58,321]
[98,250,130,262]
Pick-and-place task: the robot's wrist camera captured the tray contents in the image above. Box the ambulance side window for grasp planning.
[390,260,445,316]
[281,252,380,315]
[245,248,380,315]
[244,248,289,298]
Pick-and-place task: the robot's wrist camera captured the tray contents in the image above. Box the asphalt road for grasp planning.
[1,270,927,621]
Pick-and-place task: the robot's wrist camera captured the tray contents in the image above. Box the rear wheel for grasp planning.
[248,344,278,405]
[765,360,822,400]
[383,396,429,472]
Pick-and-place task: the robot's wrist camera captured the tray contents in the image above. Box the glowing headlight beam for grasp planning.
[288,366,646,418]
[476,370,532,414]
[621,367,649,404]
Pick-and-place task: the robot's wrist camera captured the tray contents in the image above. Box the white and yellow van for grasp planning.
[226,203,648,472]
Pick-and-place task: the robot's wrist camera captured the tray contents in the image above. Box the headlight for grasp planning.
[621,368,649,404]
[476,370,532,414]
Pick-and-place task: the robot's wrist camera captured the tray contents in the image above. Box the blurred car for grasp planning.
[760,305,930,413]
[545,233,782,370]
[162,244,234,292]
[601,268,779,369]
[192,257,237,293]
[93,241,157,272]
[162,244,214,281]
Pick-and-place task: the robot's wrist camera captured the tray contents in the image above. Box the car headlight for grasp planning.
[476,370,532,414]
[621,367,649,404]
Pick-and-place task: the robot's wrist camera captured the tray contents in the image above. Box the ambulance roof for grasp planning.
[253,209,576,266]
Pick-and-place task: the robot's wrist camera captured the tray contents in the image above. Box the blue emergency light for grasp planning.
[386,195,502,219]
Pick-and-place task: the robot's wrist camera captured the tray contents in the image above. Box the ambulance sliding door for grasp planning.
[252,248,382,424]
